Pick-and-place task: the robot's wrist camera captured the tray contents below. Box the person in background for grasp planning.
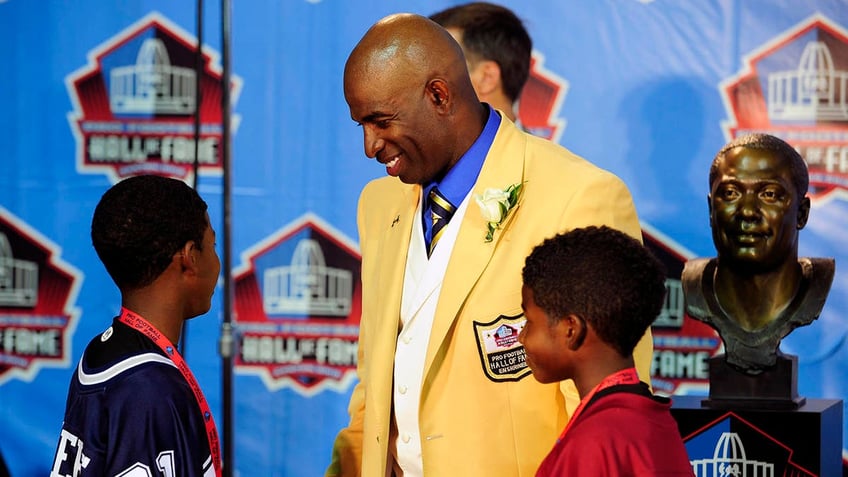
[430,2,531,123]
[521,225,694,476]
[50,175,222,477]
[328,13,652,476]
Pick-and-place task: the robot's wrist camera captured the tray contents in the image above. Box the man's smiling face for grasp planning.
[344,51,454,185]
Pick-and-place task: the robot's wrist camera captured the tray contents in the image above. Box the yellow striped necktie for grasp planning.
[428,187,456,257]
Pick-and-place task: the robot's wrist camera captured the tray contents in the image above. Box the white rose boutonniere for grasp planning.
[474,182,524,242]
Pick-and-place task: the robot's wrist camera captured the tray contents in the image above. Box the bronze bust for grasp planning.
[682,133,834,375]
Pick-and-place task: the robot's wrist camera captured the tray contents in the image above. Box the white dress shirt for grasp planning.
[391,192,470,477]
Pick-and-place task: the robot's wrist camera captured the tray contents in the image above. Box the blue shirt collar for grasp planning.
[424,104,501,207]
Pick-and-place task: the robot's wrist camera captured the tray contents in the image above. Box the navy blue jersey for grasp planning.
[50,318,215,477]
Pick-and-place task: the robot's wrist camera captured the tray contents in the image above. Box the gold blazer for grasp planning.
[328,115,652,477]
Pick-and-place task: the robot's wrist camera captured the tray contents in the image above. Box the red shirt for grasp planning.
[537,370,694,476]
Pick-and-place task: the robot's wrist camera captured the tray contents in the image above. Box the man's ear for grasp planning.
[427,79,450,112]
[470,60,501,97]
[796,196,811,229]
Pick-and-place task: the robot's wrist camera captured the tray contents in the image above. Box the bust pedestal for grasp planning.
[702,353,805,410]
[671,353,844,476]
[671,395,842,476]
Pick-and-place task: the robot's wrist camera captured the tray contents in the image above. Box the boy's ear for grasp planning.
[177,241,197,271]
[563,314,587,351]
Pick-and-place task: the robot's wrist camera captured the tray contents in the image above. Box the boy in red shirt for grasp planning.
[520,225,694,476]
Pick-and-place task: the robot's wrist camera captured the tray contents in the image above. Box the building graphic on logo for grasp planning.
[492,324,519,348]
[642,223,722,397]
[0,207,81,385]
[233,214,361,396]
[721,14,848,201]
[66,11,241,184]
[690,432,774,477]
[0,233,38,308]
[110,38,196,115]
[518,52,569,142]
[263,239,352,317]
[682,412,820,477]
[768,41,848,122]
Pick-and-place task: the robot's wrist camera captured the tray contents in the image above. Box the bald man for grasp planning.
[329,14,652,477]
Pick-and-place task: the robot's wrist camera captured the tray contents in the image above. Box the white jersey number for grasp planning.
[115,451,176,477]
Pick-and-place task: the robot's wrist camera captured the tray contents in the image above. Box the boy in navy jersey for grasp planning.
[519,226,694,476]
[51,175,221,477]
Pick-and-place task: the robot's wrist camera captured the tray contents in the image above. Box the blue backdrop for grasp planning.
[1,1,846,475]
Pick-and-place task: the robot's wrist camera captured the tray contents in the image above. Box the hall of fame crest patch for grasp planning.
[473,314,530,382]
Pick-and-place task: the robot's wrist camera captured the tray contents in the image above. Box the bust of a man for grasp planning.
[682,133,834,375]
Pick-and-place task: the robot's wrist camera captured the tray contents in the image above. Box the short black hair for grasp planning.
[710,133,809,197]
[430,2,532,102]
[522,226,666,357]
[91,175,209,291]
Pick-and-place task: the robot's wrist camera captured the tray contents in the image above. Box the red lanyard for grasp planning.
[557,367,641,441]
[119,308,222,477]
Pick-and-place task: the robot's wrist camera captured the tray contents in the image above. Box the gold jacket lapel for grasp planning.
[422,116,527,380]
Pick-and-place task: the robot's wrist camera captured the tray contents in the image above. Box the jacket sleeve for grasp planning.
[326,187,372,477]
[326,380,365,477]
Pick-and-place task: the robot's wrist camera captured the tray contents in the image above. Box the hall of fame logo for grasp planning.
[0,207,81,385]
[518,52,569,142]
[233,213,361,396]
[473,314,529,382]
[642,223,722,397]
[684,413,817,477]
[66,11,241,184]
[721,13,848,202]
